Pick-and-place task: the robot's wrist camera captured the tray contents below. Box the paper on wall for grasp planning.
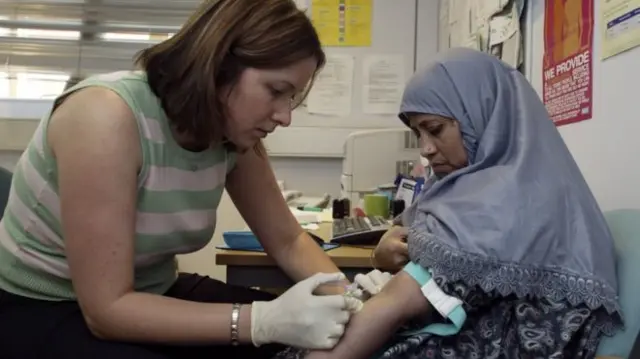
[449,0,470,25]
[488,2,519,47]
[601,0,640,59]
[461,33,482,50]
[498,28,522,68]
[440,0,450,23]
[311,0,372,47]
[448,0,472,47]
[471,1,491,50]
[361,55,405,115]
[448,21,463,47]
[439,0,451,49]
[306,54,354,116]
[476,0,509,20]
[446,0,509,51]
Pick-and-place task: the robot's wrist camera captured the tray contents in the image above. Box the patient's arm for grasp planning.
[305,271,431,359]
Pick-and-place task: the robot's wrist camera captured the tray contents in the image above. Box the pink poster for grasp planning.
[542,0,594,126]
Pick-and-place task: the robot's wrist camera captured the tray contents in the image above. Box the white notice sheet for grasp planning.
[306,54,354,116]
[362,54,405,115]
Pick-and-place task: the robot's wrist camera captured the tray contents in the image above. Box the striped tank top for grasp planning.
[0,71,236,300]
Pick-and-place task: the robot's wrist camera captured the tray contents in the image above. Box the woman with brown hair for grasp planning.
[0,1,361,358]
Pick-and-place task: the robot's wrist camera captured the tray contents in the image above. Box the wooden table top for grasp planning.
[215,223,375,268]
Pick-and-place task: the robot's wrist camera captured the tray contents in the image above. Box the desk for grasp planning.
[216,223,374,287]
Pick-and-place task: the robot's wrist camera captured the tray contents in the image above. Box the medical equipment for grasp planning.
[341,129,419,205]
[343,283,364,312]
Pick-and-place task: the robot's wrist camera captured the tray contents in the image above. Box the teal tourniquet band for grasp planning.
[398,261,467,337]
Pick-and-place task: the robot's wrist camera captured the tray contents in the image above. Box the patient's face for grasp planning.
[408,113,467,177]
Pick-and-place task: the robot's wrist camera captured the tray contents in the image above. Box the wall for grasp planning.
[525,0,640,211]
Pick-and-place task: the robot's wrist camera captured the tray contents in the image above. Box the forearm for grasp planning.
[305,272,431,359]
[305,293,404,359]
[90,292,252,345]
[271,231,347,295]
[228,150,346,295]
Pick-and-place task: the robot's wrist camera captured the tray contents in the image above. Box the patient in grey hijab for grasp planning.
[274,48,623,359]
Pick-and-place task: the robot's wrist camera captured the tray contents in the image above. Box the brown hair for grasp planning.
[135,0,325,150]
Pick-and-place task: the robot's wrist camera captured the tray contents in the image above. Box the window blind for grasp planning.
[0,0,200,98]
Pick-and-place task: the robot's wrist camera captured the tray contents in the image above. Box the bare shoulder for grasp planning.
[48,87,141,165]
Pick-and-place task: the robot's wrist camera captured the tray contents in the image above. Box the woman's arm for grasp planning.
[226,147,346,293]
[50,88,252,344]
[305,271,431,359]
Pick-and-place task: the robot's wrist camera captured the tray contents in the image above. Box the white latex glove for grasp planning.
[251,272,361,350]
[354,269,393,297]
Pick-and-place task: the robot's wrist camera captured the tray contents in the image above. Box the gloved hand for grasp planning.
[251,272,362,350]
[354,269,393,297]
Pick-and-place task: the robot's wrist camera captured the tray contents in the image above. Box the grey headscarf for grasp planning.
[400,48,620,315]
